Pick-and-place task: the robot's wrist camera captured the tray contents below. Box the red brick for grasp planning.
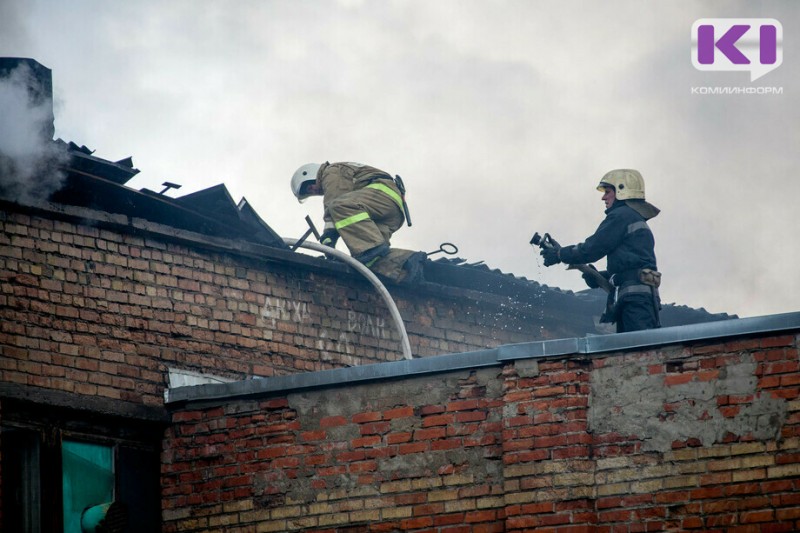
[396,492,427,505]
[431,439,461,451]
[419,405,445,415]
[352,436,380,448]
[400,517,433,529]
[680,516,704,528]
[534,435,569,448]
[398,442,428,455]
[387,432,412,444]
[434,513,465,526]
[415,427,446,440]
[455,411,487,423]
[336,450,366,462]
[352,411,382,423]
[664,373,694,386]
[764,361,800,374]
[348,460,376,473]
[780,374,800,386]
[384,406,414,419]
[301,430,327,441]
[318,465,346,476]
[413,503,445,516]
[552,446,589,459]
[447,399,480,411]
[705,514,736,527]
[505,517,538,529]
[776,452,800,465]
[741,509,774,523]
[465,510,496,523]
[761,335,795,348]
[598,509,632,522]
[319,415,348,428]
[776,508,800,520]
[690,486,725,499]
[422,413,455,427]
[520,502,554,514]
[360,421,391,435]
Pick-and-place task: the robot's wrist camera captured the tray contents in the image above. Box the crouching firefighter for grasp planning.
[540,169,662,332]
[291,161,426,284]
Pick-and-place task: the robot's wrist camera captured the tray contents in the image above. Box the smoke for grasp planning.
[0,62,69,204]
[0,2,32,51]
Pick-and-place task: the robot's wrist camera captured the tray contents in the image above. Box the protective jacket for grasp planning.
[559,200,660,331]
[316,162,420,283]
[318,162,405,239]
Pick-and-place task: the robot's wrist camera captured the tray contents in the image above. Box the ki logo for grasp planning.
[692,18,783,81]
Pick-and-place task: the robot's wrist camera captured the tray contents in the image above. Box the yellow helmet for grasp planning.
[290,163,321,202]
[597,169,645,201]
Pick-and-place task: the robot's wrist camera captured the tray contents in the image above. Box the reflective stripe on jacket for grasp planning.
[318,162,404,227]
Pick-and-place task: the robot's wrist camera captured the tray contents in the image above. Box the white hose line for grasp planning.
[284,238,413,360]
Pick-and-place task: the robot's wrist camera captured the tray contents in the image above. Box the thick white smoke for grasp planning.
[0,62,69,204]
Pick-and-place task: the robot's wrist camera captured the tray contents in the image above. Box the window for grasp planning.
[1,399,162,532]
[62,440,115,533]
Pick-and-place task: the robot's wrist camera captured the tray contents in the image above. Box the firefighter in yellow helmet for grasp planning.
[291,162,425,283]
[540,169,662,332]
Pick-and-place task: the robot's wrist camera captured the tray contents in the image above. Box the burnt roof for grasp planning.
[424,257,734,327]
[6,140,733,329]
[47,140,287,248]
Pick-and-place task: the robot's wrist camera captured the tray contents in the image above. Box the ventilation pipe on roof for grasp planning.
[283,238,413,360]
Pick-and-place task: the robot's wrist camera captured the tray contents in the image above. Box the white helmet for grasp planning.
[597,169,645,201]
[291,163,321,202]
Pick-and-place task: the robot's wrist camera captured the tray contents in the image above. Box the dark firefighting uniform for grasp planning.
[558,201,661,332]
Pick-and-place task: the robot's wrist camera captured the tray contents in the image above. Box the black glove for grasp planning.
[540,247,561,267]
[581,265,609,289]
[320,229,339,248]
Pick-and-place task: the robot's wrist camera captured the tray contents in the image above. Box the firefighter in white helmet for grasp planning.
[291,162,425,283]
[541,169,662,332]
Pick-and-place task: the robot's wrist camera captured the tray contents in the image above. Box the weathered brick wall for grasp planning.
[0,207,563,408]
[163,332,800,532]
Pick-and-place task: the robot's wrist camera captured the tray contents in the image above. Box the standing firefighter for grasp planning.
[291,161,425,283]
[540,169,662,332]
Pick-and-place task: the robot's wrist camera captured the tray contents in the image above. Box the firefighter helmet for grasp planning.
[596,169,645,201]
[290,163,321,202]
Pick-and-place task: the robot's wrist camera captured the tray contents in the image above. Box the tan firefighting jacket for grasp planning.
[317,162,404,231]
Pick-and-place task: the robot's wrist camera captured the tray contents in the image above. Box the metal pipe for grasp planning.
[283,238,413,360]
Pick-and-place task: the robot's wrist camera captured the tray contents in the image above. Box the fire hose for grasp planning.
[283,237,413,361]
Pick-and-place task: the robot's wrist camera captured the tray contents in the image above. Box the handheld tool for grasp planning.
[394,175,412,227]
[290,215,321,251]
[530,232,613,293]
[427,242,458,257]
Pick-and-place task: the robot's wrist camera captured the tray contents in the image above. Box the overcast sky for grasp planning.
[2,0,798,319]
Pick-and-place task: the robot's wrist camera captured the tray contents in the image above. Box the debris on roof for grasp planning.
[424,256,735,326]
[44,140,288,249]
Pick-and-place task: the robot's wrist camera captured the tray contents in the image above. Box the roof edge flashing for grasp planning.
[166,348,499,406]
[166,311,799,408]
[498,311,800,360]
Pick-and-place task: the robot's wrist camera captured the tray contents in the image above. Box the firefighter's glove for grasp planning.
[581,265,608,289]
[540,247,561,267]
[320,229,339,248]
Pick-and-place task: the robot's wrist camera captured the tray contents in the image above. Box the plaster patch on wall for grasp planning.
[589,353,787,452]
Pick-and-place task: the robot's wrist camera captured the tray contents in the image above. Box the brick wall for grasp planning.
[0,207,569,408]
[164,332,800,532]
